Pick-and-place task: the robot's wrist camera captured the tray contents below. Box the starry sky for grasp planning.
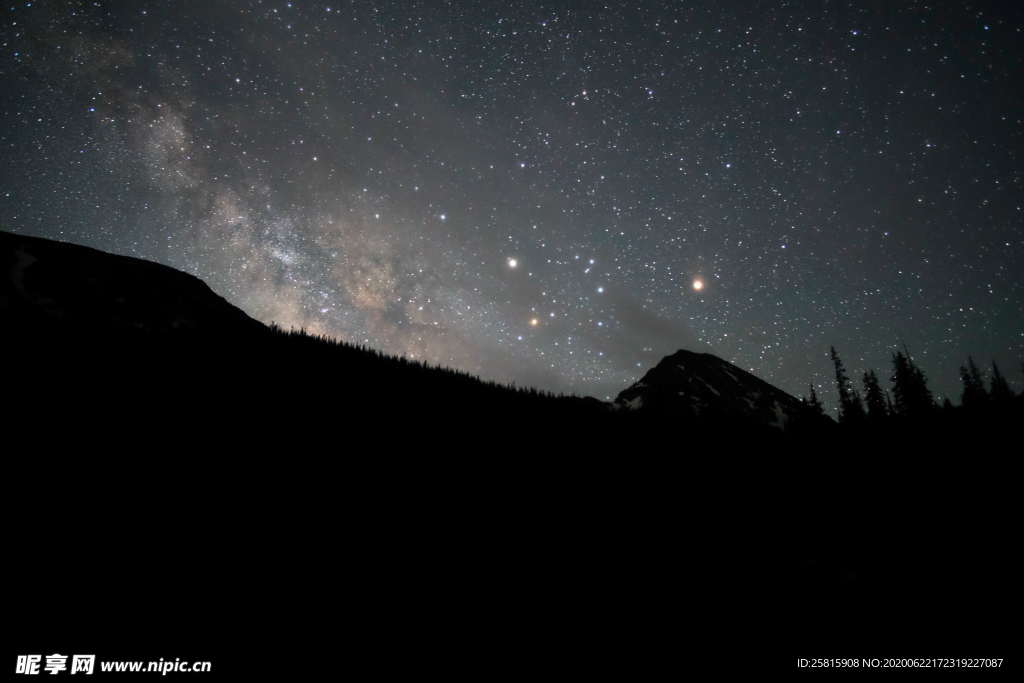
[2,1,1022,406]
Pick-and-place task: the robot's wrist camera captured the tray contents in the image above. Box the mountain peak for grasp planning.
[615,348,820,429]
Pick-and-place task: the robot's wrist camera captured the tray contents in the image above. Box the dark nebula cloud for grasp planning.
[2,1,1022,404]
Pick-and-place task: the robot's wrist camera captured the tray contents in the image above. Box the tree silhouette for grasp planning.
[862,369,888,421]
[989,361,1014,403]
[830,346,866,424]
[959,356,988,408]
[890,348,934,417]
[803,384,825,417]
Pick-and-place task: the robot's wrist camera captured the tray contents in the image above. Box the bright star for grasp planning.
[693,278,704,291]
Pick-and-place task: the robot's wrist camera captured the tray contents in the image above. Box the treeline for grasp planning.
[806,345,1021,428]
[265,322,568,403]
[8,315,612,447]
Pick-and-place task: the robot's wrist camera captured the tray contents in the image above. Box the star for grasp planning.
[4,0,1017,410]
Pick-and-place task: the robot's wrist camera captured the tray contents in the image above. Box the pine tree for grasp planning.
[862,369,888,420]
[890,348,935,417]
[831,346,866,424]
[804,384,825,417]
[959,356,988,408]
[989,361,1013,403]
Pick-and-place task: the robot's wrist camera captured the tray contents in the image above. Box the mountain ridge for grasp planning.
[2,228,816,431]
[2,230,1014,675]
[615,348,822,429]
[1,229,265,335]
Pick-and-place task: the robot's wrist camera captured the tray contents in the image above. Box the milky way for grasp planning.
[2,1,1022,405]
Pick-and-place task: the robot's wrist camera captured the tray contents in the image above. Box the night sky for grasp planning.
[2,1,1022,406]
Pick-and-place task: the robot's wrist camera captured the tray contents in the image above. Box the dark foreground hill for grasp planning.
[1,229,611,437]
[2,230,1016,677]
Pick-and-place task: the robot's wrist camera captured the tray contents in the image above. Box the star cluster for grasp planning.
[2,1,1022,403]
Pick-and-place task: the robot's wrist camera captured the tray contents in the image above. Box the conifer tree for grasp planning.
[804,384,825,417]
[989,362,1013,403]
[890,348,934,417]
[831,346,866,424]
[959,356,988,408]
[862,369,888,420]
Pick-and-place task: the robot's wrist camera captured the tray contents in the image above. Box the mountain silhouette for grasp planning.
[1,229,265,335]
[3,229,817,436]
[3,229,1014,676]
[616,348,824,429]
[1,229,612,435]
